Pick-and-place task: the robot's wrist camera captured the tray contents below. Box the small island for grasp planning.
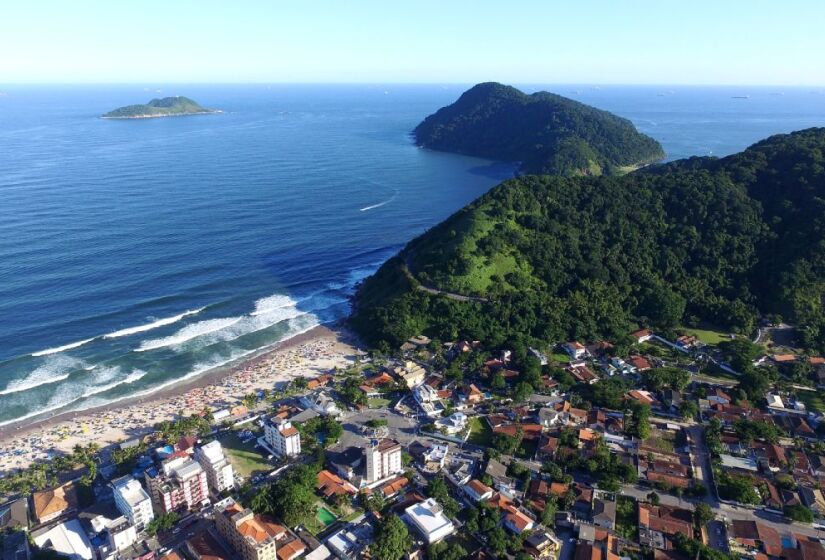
[101,96,219,119]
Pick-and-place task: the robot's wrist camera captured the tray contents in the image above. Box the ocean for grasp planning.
[0,84,823,426]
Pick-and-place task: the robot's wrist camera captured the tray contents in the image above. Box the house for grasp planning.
[800,486,825,516]
[214,499,283,560]
[404,498,455,544]
[591,498,616,530]
[460,384,485,406]
[421,444,449,472]
[707,388,732,406]
[325,517,373,560]
[186,531,231,560]
[31,519,93,560]
[464,479,494,503]
[628,355,652,372]
[307,374,333,390]
[0,498,30,531]
[563,342,587,360]
[503,505,535,534]
[524,532,561,559]
[675,335,697,350]
[638,504,693,550]
[630,328,654,344]
[299,391,340,416]
[317,470,357,499]
[376,476,409,499]
[393,361,427,388]
[567,364,598,385]
[31,482,78,524]
[327,447,363,481]
[2,530,29,560]
[414,383,446,417]
[730,520,782,557]
[626,390,658,407]
[435,412,467,435]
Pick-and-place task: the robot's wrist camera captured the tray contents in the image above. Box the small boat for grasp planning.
[731,95,750,99]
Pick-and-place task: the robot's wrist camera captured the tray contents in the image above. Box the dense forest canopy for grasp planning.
[102,96,214,118]
[413,82,665,176]
[351,128,825,352]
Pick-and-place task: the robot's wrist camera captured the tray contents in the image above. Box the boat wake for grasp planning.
[360,189,398,212]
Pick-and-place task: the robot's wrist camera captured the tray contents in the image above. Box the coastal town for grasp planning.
[1,323,825,560]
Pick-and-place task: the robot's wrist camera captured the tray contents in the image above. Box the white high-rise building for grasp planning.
[195,440,235,494]
[365,438,402,483]
[111,476,154,531]
[264,417,301,458]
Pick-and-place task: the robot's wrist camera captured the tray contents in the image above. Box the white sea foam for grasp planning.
[135,316,241,352]
[0,368,146,426]
[103,307,206,339]
[31,337,96,357]
[0,355,85,396]
[251,294,297,316]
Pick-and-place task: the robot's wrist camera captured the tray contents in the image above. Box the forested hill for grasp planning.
[413,82,665,176]
[102,96,216,118]
[351,128,825,352]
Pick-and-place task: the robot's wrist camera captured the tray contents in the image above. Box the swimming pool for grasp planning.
[317,507,337,526]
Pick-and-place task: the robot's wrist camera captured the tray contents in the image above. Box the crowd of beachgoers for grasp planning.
[0,328,356,473]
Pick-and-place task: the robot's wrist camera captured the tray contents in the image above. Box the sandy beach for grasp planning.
[0,325,362,474]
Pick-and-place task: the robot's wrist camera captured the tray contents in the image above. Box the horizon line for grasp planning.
[0,81,824,89]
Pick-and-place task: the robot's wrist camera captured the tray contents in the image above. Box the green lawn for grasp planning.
[684,327,731,345]
[304,501,341,535]
[796,391,825,414]
[467,416,493,446]
[220,432,271,479]
[367,397,391,409]
[550,352,570,364]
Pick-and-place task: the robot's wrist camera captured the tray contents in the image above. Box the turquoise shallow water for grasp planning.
[0,83,822,425]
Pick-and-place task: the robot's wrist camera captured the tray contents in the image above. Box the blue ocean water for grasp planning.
[0,84,823,425]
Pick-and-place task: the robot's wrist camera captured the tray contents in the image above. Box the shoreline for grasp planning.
[0,323,363,472]
[100,110,222,119]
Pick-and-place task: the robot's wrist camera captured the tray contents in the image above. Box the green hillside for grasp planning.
[413,82,665,176]
[352,128,825,352]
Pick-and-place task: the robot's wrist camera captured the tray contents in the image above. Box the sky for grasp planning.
[1,0,823,85]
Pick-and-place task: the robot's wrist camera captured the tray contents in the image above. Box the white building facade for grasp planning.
[195,440,235,493]
[111,476,154,531]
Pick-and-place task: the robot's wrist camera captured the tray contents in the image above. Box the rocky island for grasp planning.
[101,96,219,119]
[414,82,665,176]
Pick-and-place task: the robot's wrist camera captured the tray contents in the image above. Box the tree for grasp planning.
[428,541,468,560]
[513,381,534,403]
[372,515,411,560]
[643,367,691,392]
[492,371,506,391]
[785,504,814,523]
[426,476,460,517]
[647,491,660,505]
[679,400,699,420]
[145,512,179,536]
[251,464,320,526]
[488,527,509,558]
[242,393,258,409]
[693,503,715,528]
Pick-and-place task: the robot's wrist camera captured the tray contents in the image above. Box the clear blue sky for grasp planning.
[2,0,822,85]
